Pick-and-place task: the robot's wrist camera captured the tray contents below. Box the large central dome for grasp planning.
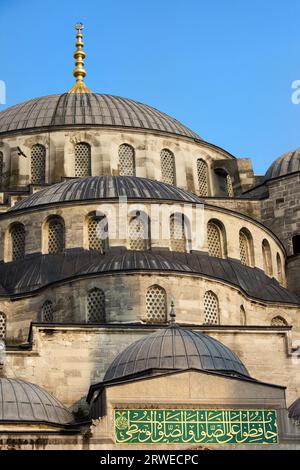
[0,93,201,139]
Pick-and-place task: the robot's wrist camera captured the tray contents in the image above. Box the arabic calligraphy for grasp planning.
[114,409,278,444]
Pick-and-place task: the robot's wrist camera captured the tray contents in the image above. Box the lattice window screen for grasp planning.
[207,222,222,258]
[226,174,234,197]
[119,144,135,176]
[0,313,6,340]
[161,149,175,185]
[87,288,105,323]
[271,316,287,327]
[11,224,25,261]
[145,285,167,323]
[170,215,186,252]
[203,291,219,325]
[239,232,250,266]
[88,216,108,252]
[48,219,64,254]
[31,144,46,184]
[129,216,148,250]
[41,301,54,323]
[197,159,208,196]
[75,142,91,177]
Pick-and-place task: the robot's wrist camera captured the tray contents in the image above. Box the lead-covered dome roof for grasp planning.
[103,323,250,382]
[9,175,202,212]
[0,377,73,425]
[0,93,201,139]
[265,148,300,181]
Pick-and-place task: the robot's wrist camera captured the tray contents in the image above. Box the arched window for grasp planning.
[276,253,284,284]
[129,212,150,250]
[118,144,135,176]
[240,305,246,326]
[207,220,225,258]
[88,214,108,253]
[262,239,273,276]
[0,312,6,340]
[170,213,187,252]
[197,159,209,196]
[40,301,54,323]
[47,217,65,254]
[145,285,167,323]
[161,149,175,185]
[271,315,288,327]
[75,142,91,177]
[292,235,300,255]
[226,174,234,197]
[11,223,25,261]
[87,288,105,323]
[203,291,219,325]
[31,144,46,184]
[239,228,254,266]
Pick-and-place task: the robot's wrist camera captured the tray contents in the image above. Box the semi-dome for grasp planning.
[288,397,300,421]
[103,323,250,382]
[265,148,300,181]
[9,175,202,212]
[0,377,73,425]
[0,93,201,139]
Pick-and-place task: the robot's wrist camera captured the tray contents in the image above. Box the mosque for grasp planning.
[0,24,300,449]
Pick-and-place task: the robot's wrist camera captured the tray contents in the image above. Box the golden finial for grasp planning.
[68,22,92,94]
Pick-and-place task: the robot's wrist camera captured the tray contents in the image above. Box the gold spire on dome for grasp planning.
[68,23,92,94]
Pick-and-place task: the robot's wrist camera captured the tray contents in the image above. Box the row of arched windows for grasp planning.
[7,215,284,281]
[25,144,233,196]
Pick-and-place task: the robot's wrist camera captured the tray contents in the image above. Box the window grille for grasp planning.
[48,218,64,254]
[11,224,25,261]
[31,144,46,184]
[197,159,208,196]
[271,316,288,327]
[87,288,105,323]
[119,144,135,176]
[226,174,234,197]
[204,291,219,325]
[129,216,148,250]
[88,216,108,252]
[207,222,222,258]
[145,285,167,323]
[75,142,91,177]
[0,313,6,340]
[41,301,54,323]
[239,231,250,266]
[170,214,186,252]
[161,149,175,185]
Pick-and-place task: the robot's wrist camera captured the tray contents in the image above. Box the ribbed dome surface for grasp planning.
[0,378,73,425]
[104,324,249,382]
[265,148,300,181]
[9,175,202,212]
[0,93,201,139]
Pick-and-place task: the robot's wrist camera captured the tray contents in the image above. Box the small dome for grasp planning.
[288,397,300,421]
[103,324,250,382]
[0,377,73,425]
[265,148,300,181]
[0,93,201,139]
[9,175,202,212]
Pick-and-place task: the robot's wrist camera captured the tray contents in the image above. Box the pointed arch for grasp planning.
[276,253,284,284]
[75,142,91,177]
[129,211,150,250]
[145,285,167,323]
[239,228,254,266]
[271,315,288,327]
[170,213,190,252]
[46,216,65,254]
[10,223,25,261]
[207,219,226,258]
[240,305,246,326]
[118,144,135,176]
[87,213,109,253]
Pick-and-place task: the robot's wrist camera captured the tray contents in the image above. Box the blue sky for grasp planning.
[0,0,299,174]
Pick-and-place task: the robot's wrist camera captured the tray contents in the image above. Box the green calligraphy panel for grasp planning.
[114,409,278,445]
